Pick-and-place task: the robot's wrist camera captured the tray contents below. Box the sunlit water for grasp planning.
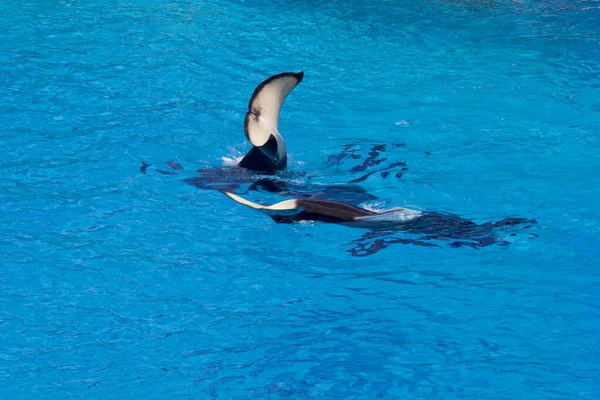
[1,0,599,398]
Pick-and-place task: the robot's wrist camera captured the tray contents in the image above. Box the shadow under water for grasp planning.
[144,143,408,207]
[347,212,537,257]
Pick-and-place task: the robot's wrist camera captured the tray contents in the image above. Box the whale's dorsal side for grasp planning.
[238,71,304,172]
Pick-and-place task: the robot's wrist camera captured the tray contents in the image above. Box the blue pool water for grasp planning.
[1,0,599,398]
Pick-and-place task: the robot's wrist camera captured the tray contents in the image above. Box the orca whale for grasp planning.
[143,71,535,255]
[222,191,421,227]
[144,71,406,206]
[144,72,406,205]
[222,191,536,255]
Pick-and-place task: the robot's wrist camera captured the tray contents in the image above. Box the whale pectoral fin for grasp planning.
[222,191,266,210]
[222,191,303,218]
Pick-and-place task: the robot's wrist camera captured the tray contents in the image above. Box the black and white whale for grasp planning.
[146,71,405,206]
[144,71,535,255]
[222,191,421,227]
[222,191,536,256]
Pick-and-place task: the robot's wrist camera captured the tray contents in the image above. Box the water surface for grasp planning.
[1,0,599,398]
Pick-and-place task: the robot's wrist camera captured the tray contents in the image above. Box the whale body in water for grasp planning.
[220,191,536,256]
[145,71,535,255]
[148,71,401,206]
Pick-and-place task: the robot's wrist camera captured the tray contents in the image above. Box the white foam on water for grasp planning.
[355,207,422,223]
[361,201,390,213]
[221,155,243,166]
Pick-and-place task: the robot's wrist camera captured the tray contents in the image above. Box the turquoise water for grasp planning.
[1,0,599,398]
